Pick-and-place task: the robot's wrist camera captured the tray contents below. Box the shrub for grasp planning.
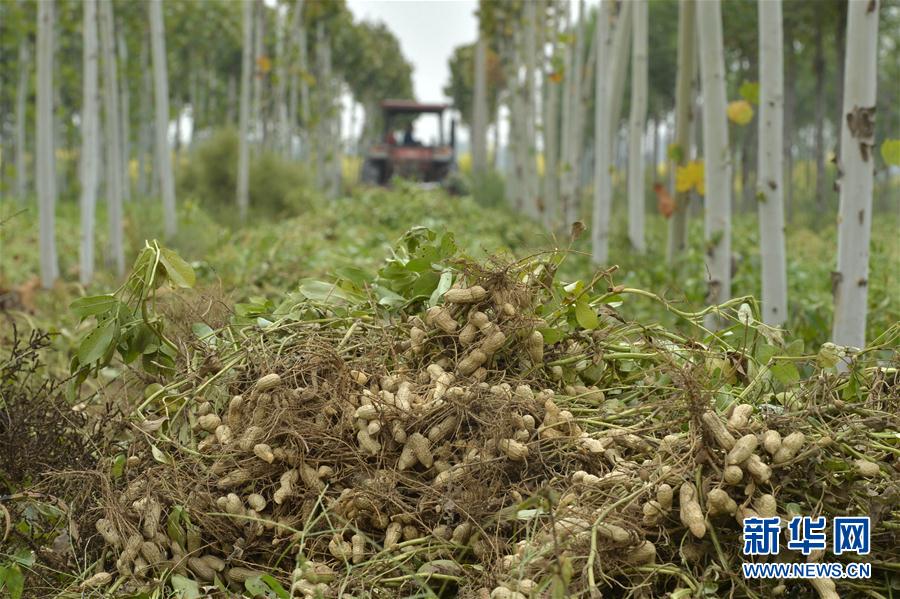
[177,128,315,221]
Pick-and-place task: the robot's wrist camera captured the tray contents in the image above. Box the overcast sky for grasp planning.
[346,0,479,103]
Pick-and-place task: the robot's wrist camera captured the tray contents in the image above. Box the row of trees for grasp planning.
[450,0,889,346]
[2,0,413,287]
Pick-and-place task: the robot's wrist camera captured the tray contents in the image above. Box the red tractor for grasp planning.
[361,100,457,185]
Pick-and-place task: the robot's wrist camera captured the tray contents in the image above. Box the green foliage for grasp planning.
[69,242,196,390]
[467,169,506,208]
[881,139,900,166]
[177,129,315,221]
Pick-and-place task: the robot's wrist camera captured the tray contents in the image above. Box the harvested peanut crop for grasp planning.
[77,250,898,599]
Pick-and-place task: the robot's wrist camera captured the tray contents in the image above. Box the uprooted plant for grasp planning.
[54,230,899,598]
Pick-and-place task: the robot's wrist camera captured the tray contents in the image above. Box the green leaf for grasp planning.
[756,343,778,365]
[430,270,453,307]
[170,574,201,599]
[538,327,563,345]
[78,318,118,365]
[739,80,760,105]
[260,575,290,599]
[770,361,799,386]
[783,339,805,357]
[0,565,25,599]
[159,248,196,288]
[245,576,273,597]
[574,297,599,330]
[70,295,119,319]
[111,454,127,478]
[881,139,900,166]
[151,444,175,466]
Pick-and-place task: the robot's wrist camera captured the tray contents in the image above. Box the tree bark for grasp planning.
[834,0,847,168]
[149,0,177,238]
[783,22,796,223]
[757,0,788,326]
[523,0,539,218]
[667,0,697,260]
[559,0,580,229]
[137,35,152,197]
[252,0,264,144]
[117,23,131,202]
[607,1,633,158]
[591,0,613,265]
[80,0,100,284]
[471,36,489,174]
[100,0,124,276]
[237,0,254,217]
[832,0,879,348]
[542,6,560,228]
[627,0,648,252]
[696,0,732,328]
[15,14,30,200]
[36,0,59,288]
[813,8,827,212]
[275,7,289,156]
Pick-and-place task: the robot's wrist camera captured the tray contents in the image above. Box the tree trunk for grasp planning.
[667,0,697,260]
[15,16,30,200]
[252,0,264,144]
[542,7,560,228]
[80,0,100,284]
[559,0,580,229]
[813,8,827,212]
[237,0,254,217]
[627,0,648,252]
[137,35,152,197]
[757,0,788,326]
[288,0,304,155]
[117,23,131,202]
[591,0,613,265]
[149,0,177,238]
[832,0,879,348]
[523,0,539,218]
[696,0,732,327]
[834,0,847,168]
[607,1,633,158]
[471,35,489,174]
[783,22,796,223]
[275,7,289,156]
[36,0,59,288]
[100,0,124,276]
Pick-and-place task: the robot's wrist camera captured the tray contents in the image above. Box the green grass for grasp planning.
[1,176,897,352]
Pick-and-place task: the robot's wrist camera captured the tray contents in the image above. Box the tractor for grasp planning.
[360,100,457,185]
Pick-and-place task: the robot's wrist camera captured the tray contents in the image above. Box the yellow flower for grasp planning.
[675,160,705,195]
[727,100,754,125]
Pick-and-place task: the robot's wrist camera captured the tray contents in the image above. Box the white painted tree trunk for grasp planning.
[80,0,100,285]
[471,36,488,174]
[697,0,732,327]
[137,36,151,196]
[149,0,177,238]
[627,0,648,252]
[523,0,539,219]
[832,0,880,348]
[542,5,560,229]
[15,17,29,200]
[36,0,58,288]
[252,0,264,144]
[100,0,124,276]
[591,0,613,265]
[237,0,254,217]
[757,0,788,326]
[667,0,697,261]
[559,1,577,229]
[607,0,633,156]
[275,7,289,156]
[117,24,131,202]
[288,0,304,155]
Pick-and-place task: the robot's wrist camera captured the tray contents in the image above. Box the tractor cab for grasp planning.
[361,100,456,185]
